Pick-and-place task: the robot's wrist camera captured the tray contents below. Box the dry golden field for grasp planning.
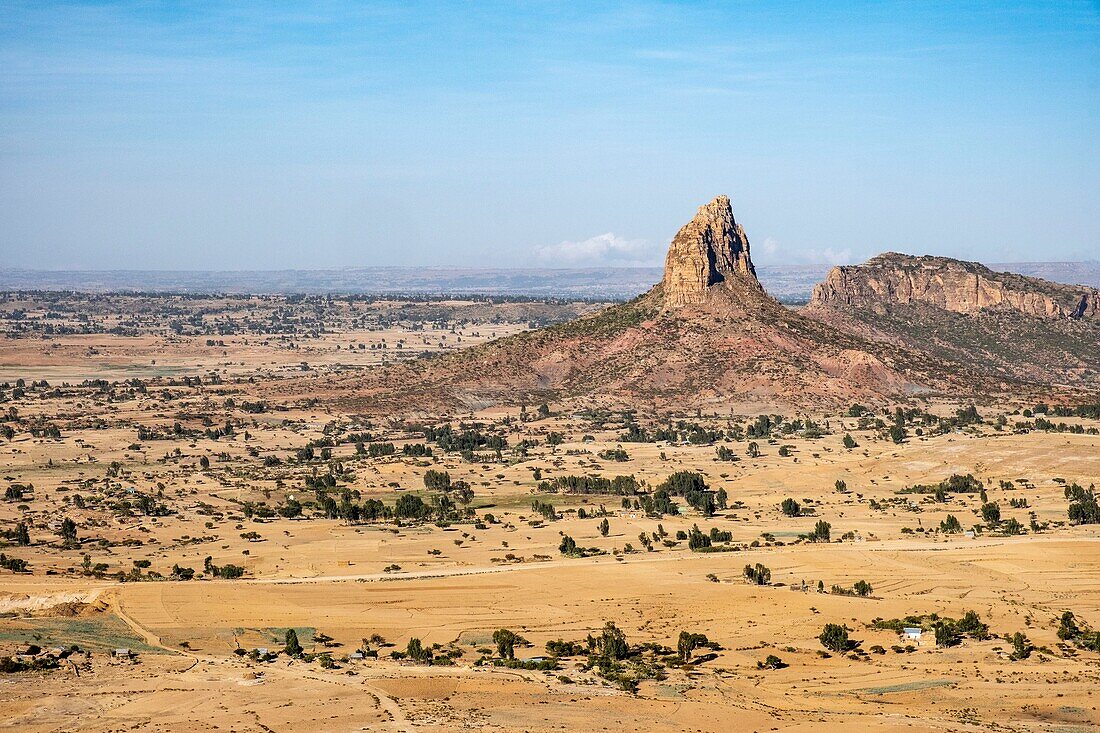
[0,294,1098,733]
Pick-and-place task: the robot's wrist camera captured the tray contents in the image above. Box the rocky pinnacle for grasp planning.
[662,195,761,308]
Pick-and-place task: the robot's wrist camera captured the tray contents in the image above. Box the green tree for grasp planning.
[14,522,30,546]
[743,563,771,585]
[423,469,451,491]
[559,534,577,556]
[853,580,872,597]
[59,517,77,543]
[492,628,519,659]
[957,610,988,639]
[940,514,962,533]
[598,518,610,536]
[1010,632,1031,660]
[597,621,629,660]
[758,654,785,669]
[811,520,831,542]
[406,637,430,663]
[819,624,850,653]
[842,434,858,449]
[981,502,1001,525]
[284,628,303,657]
[677,631,709,662]
[747,441,760,458]
[934,621,958,647]
[781,498,800,517]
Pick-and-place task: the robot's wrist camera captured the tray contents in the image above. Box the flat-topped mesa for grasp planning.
[810,252,1099,320]
[662,195,762,308]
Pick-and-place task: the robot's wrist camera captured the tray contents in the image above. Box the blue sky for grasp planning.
[1,1,1097,270]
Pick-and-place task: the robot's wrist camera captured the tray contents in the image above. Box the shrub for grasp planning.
[743,563,771,585]
[756,654,786,669]
[819,624,850,653]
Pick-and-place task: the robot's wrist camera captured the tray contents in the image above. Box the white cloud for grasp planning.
[753,236,853,266]
[801,246,853,265]
[535,232,660,267]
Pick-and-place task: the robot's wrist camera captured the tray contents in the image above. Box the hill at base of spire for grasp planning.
[301,197,1098,415]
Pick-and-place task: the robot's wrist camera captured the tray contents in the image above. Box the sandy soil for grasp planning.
[0,295,1098,732]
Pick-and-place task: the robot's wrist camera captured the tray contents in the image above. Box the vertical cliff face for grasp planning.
[661,195,762,308]
[809,253,1100,320]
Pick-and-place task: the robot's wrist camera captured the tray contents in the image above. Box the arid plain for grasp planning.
[0,288,1098,733]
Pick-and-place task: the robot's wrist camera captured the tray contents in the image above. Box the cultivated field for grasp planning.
[0,294,1097,732]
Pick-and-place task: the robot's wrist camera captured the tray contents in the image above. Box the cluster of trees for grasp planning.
[423,469,451,490]
[404,637,434,664]
[540,474,640,495]
[0,553,29,573]
[617,414,825,446]
[677,631,710,662]
[1033,403,1100,419]
[939,514,963,533]
[871,610,988,647]
[743,563,771,585]
[1025,417,1100,435]
[365,442,396,458]
[830,580,872,597]
[714,445,738,461]
[1058,611,1100,651]
[803,520,831,543]
[170,564,196,580]
[421,424,507,455]
[317,493,389,522]
[0,521,30,545]
[203,555,245,579]
[904,473,983,502]
[1009,632,1032,660]
[637,489,678,517]
[597,446,630,462]
[686,524,731,551]
[619,421,714,444]
[1065,483,1099,524]
[657,472,726,517]
[531,500,557,521]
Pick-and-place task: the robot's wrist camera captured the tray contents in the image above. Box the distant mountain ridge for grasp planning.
[1,261,1097,302]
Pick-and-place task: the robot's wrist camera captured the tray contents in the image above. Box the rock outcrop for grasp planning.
[662,195,762,308]
[810,253,1099,320]
[321,198,1100,416]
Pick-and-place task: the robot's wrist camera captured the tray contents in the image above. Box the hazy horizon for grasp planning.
[2,2,1097,270]
[4,260,1099,303]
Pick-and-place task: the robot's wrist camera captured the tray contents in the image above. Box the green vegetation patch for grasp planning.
[0,614,163,654]
[859,679,957,695]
